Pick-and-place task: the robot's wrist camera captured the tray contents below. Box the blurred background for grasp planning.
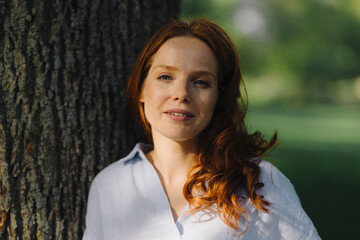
[181,0,360,239]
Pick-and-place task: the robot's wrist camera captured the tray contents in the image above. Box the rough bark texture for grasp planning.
[0,0,180,239]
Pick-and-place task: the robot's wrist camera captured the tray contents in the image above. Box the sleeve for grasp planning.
[82,178,103,240]
[259,162,322,240]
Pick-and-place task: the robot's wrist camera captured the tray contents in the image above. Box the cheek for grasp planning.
[141,86,166,121]
[142,83,167,102]
[206,102,217,122]
[198,94,218,124]
[204,91,218,113]
[142,102,156,130]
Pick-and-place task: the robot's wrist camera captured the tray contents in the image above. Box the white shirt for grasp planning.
[83,143,321,240]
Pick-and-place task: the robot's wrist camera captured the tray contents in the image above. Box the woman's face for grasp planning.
[139,36,218,143]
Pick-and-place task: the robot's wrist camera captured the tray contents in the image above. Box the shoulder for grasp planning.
[91,143,152,187]
[257,160,300,205]
[83,143,152,239]
[249,160,321,239]
[256,160,305,215]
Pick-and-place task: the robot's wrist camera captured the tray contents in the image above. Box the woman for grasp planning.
[83,19,321,239]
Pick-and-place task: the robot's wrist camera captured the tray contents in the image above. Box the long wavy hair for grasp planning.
[126,19,277,234]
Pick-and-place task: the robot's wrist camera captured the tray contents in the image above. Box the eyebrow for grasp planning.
[152,65,217,79]
[152,65,179,71]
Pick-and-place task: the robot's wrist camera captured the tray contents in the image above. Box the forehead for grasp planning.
[149,36,218,74]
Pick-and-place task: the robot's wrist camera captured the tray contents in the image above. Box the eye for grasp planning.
[194,79,210,88]
[158,75,171,81]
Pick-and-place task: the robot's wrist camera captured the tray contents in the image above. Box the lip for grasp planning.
[164,109,194,121]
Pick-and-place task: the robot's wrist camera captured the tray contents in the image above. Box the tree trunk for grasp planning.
[0,0,180,239]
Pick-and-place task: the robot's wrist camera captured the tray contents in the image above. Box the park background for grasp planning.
[181,0,360,239]
[1,0,358,238]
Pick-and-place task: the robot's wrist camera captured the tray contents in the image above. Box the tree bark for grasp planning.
[0,0,180,239]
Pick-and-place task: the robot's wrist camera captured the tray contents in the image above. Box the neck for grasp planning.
[147,133,199,184]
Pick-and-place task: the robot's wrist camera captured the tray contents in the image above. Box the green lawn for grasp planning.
[247,104,360,240]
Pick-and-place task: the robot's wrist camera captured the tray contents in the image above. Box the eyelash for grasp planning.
[157,75,211,88]
[158,75,171,81]
[194,79,210,88]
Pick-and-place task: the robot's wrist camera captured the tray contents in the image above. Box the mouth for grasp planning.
[168,112,192,117]
[165,109,194,118]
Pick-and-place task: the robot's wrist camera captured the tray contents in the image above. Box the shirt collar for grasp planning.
[123,143,153,163]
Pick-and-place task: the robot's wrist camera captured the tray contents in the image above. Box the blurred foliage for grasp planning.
[181,0,360,105]
[247,104,360,240]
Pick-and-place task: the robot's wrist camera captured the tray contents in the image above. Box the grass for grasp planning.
[247,104,360,240]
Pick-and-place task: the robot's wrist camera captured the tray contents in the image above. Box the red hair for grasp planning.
[126,19,277,234]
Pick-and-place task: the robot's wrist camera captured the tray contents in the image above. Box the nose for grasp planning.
[173,80,191,103]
